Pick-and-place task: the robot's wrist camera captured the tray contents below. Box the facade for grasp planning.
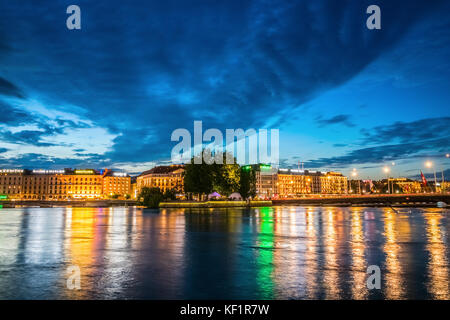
[0,169,24,199]
[441,182,450,193]
[320,172,348,194]
[136,165,184,194]
[250,165,348,198]
[254,164,277,199]
[103,172,132,198]
[388,178,422,193]
[0,168,131,200]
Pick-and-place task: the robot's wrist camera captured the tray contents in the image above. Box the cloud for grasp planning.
[305,136,449,168]
[361,117,450,145]
[0,101,33,125]
[333,143,348,147]
[0,77,24,98]
[0,0,448,169]
[316,114,355,127]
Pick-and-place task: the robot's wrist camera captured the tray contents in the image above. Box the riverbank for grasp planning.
[159,200,272,208]
[1,194,448,208]
[0,199,137,208]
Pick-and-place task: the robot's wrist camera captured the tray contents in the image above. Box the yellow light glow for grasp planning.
[425,161,433,168]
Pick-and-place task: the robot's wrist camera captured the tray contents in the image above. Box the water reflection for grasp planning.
[383,209,404,299]
[255,207,274,299]
[350,209,367,299]
[0,206,448,299]
[424,211,449,299]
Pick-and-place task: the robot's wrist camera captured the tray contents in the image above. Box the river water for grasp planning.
[0,206,448,299]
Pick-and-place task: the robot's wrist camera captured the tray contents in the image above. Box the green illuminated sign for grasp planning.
[0,195,7,200]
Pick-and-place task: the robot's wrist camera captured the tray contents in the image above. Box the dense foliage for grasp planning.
[184,151,256,199]
[138,187,177,208]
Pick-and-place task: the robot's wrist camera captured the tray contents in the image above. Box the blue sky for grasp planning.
[0,0,449,178]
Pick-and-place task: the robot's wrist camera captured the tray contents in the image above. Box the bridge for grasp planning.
[272,194,450,207]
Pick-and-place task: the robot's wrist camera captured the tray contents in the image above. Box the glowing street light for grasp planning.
[351,169,361,194]
[446,153,450,158]
[425,161,437,193]
[383,166,390,193]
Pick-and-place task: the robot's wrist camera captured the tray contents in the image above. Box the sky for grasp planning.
[0,0,449,178]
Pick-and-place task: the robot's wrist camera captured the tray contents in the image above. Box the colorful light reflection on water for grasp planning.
[0,206,448,299]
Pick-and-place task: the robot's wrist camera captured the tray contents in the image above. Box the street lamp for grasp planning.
[425,161,437,193]
[352,168,361,194]
[383,166,390,194]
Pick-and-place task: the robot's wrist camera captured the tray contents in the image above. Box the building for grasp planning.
[137,165,184,194]
[388,178,422,194]
[252,164,277,199]
[102,171,132,198]
[0,169,24,200]
[441,182,450,193]
[24,169,66,200]
[250,165,348,198]
[0,168,131,200]
[320,172,348,194]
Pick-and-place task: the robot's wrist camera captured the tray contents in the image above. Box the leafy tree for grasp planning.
[210,152,240,196]
[163,189,177,201]
[184,150,241,199]
[184,154,214,196]
[239,166,256,199]
[138,187,164,208]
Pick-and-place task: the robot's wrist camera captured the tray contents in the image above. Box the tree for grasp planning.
[210,152,240,196]
[163,189,177,201]
[138,187,164,208]
[239,166,256,199]
[184,154,214,196]
[183,150,241,199]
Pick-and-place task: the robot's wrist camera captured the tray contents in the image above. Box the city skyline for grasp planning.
[1,0,450,179]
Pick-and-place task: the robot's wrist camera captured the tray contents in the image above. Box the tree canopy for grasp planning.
[183,150,255,199]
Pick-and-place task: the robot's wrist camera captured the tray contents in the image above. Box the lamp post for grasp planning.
[383,166,390,194]
[352,168,361,194]
[443,154,449,192]
[425,161,437,193]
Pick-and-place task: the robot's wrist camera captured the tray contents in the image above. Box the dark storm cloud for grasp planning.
[0,0,447,165]
[409,169,450,180]
[0,130,58,147]
[0,101,93,146]
[305,136,449,168]
[0,101,32,125]
[316,115,355,128]
[305,117,450,168]
[0,77,24,98]
[0,153,111,169]
[0,147,7,153]
[361,117,450,144]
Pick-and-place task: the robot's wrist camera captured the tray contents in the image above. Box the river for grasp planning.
[0,206,448,299]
